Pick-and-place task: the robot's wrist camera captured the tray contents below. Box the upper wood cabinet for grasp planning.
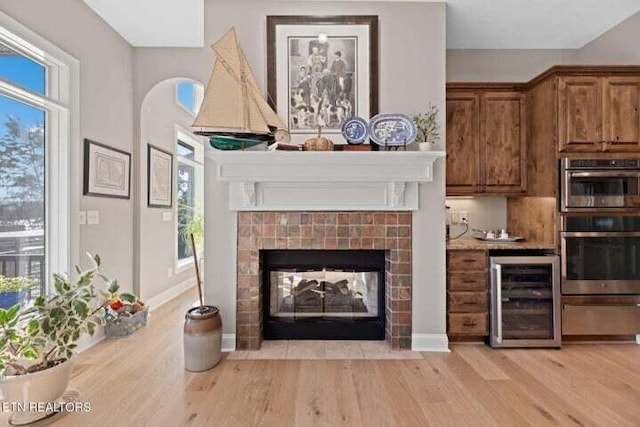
[446,92,479,195]
[481,92,527,193]
[603,76,640,152]
[446,88,526,196]
[558,75,640,153]
[558,76,603,152]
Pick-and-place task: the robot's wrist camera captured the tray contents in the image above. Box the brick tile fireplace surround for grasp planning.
[236,211,412,350]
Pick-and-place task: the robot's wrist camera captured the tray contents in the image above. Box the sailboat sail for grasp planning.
[192,27,285,135]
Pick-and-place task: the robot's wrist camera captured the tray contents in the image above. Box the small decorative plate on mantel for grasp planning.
[368,113,418,147]
[341,116,369,145]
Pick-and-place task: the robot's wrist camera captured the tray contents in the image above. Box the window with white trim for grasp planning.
[175,129,204,267]
[0,18,73,299]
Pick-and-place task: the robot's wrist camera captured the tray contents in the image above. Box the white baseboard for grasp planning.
[411,333,450,352]
[74,280,196,356]
[146,279,196,312]
[636,335,640,345]
[222,334,236,352]
[76,332,105,354]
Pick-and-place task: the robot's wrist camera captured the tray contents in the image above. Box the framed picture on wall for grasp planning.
[83,138,131,199]
[147,144,173,208]
[266,15,379,144]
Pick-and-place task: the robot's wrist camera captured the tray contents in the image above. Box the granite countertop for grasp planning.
[446,238,557,251]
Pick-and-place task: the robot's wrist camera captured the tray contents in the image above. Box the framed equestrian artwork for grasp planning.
[266,15,379,144]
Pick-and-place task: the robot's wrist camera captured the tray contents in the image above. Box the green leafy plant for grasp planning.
[412,104,440,144]
[0,254,107,375]
[0,276,33,293]
[179,211,204,258]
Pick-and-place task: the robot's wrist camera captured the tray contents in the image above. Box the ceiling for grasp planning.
[83,0,204,47]
[83,0,640,49]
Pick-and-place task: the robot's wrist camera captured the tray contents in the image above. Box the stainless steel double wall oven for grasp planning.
[560,158,640,335]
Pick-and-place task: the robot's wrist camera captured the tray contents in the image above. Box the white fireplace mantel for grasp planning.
[206,150,445,211]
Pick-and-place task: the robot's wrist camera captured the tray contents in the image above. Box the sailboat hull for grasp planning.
[208,133,274,151]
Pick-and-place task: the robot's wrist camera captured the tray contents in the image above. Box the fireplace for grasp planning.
[206,151,447,352]
[236,211,412,350]
[262,250,385,340]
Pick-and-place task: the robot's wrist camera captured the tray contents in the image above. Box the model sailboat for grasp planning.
[192,27,286,150]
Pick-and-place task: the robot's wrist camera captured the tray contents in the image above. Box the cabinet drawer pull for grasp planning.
[462,280,478,284]
[463,302,478,305]
[463,259,478,263]
[462,321,478,327]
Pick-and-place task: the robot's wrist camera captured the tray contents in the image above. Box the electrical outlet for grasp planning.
[460,211,469,223]
[79,211,86,225]
[450,211,461,224]
[161,211,172,222]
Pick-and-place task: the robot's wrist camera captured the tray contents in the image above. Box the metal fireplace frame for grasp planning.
[261,250,386,340]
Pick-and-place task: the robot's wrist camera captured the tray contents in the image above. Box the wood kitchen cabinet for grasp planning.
[446,92,479,194]
[558,74,640,153]
[446,86,526,196]
[527,67,640,197]
[558,76,603,152]
[603,76,640,152]
[446,249,489,339]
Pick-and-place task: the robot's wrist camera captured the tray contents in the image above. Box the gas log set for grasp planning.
[282,278,368,313]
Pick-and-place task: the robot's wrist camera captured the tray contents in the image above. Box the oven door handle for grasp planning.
[568,171,640,178]
[561,231,640,238]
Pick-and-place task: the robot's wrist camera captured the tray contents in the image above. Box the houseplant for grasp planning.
[412,104,441,151]
[0,275,33,309]
[0,254,106,424]
[180,212,204,261]
[103,280,148,337]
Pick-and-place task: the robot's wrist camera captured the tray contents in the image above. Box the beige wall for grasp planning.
[0,0,134,290]
[446,197,507,237]
[579,10,640,64]
[134,0,447,341]
[139,79,206,301]
[447,49,578,82]
[447,9,640,83]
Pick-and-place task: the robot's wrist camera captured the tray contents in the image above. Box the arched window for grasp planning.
[175,81,203,116]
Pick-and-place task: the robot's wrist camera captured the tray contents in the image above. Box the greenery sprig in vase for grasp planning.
[412,104,441,150]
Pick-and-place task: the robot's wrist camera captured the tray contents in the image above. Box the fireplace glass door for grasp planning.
[270,269,379,318]
[262,250,385,340]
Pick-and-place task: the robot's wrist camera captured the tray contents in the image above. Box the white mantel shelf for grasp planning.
[206,150,445,211]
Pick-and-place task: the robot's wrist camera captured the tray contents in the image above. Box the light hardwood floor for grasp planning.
[4,289,640,426]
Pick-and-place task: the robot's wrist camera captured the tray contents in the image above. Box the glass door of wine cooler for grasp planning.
[490,256,561,348]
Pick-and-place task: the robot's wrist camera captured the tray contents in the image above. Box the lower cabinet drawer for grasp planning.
[562,305,640,335]
[448,313,488,335]
[448,250,487,271]
[448,271,487,291]
[448,291,487,312]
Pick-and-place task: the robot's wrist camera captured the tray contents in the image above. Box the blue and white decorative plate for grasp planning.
[368,113,417,146]
[341,116,369,145]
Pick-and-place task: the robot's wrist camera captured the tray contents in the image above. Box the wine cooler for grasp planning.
[490,255,561,348]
